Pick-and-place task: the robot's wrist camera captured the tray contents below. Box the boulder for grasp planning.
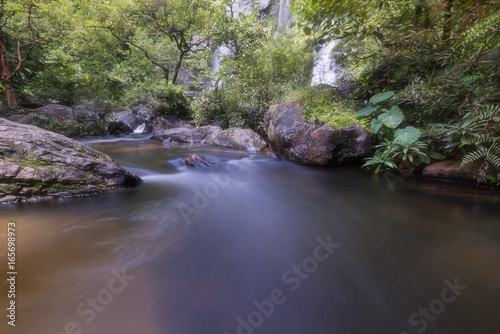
[106,110,142,135]
[0,118,142,204]
[137,107,154,123]
[15,91,43,109]
[152,115,195,131]
[182,154,218,167]
[264,101,372,165]
[422,160,483,184]
[36,104,75,119]
[151,125,268,152]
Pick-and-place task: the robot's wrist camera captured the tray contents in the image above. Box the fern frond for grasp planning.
[487,154,500,170]
[461,148,487,168]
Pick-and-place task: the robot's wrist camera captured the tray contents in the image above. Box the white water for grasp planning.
[134,123,146,134]
[311,40,340,86]
[278,0,291,27]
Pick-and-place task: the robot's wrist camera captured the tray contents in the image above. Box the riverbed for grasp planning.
[1,136,499,334]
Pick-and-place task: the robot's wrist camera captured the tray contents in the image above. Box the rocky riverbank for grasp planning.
[0,118,142,204]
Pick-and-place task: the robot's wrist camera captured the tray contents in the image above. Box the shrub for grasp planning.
[125,80,191,119]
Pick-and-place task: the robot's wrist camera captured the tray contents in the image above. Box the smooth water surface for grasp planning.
[1,136,499,334]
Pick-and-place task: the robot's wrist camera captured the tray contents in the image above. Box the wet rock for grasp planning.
[182,154,218,167]
[0,118,142,204]
[264,101,372,165]
[422,160,483,184]
[106,110,142,135]
[152,125,268,152]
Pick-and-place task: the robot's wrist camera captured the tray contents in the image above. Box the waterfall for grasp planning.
[212,46,230,74]
[278,0,291,26]
[311,40,340,86]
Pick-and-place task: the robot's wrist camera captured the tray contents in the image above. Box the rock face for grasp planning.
[151,125,268,152]
[152,115,195,131]
[106,110,143,135]
[422,160,482,184]
[264,101,372,165]
[36,104,75,119]
[0,118,142,204]
[182,154,218,167]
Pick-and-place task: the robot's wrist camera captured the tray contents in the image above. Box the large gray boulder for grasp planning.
[106,110,142,135]
[0,118,142,204]
[264,101,372,165]
[151,125,268,152]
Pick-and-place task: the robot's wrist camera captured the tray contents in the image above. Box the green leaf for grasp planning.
[369,91,395,104]
[430,152,446,160]
[378,106,404,128]
[419,154,431,164]
[394,126,422,146]
[371,118,384,134]
[356,105,379,117]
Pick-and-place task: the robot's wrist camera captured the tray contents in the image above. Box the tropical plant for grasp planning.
[427,104,500,183]
[358,91,445,172]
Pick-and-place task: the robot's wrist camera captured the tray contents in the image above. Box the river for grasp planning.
[1,136,499,334]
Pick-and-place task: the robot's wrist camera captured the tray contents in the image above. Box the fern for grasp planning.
[459,104,500,174]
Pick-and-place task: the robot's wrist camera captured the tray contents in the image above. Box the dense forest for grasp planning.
[1,0,499,185]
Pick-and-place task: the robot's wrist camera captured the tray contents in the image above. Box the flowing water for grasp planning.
[1,136,500,334]
[311,41,340,86]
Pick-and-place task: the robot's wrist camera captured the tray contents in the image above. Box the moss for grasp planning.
[50,182,81,191]
[302,89,370,129]
[7,159,54,169]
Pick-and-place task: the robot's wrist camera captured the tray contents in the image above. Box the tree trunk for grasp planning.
[172,52,185,85]
[0,28,18,109]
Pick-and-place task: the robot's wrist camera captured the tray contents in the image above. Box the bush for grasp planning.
[125,80,191,119]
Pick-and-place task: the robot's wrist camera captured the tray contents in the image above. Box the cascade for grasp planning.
[133,123,146,134]
[278,0,291,27]
[311,40,340,86]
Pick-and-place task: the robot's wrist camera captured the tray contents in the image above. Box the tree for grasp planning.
[0,0,65,109]
[82,0,213,85]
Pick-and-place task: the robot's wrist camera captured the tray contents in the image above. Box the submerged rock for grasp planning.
[0,118,142,204]
[182,154,218,167]
[422,160,483,184]
[151,125,268,152]
[264,101,372,165]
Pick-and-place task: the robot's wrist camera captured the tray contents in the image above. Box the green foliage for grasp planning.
[358,91,443,173]
[194,9,314,130]
[127,79,191,119]
[427,104,500,184]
